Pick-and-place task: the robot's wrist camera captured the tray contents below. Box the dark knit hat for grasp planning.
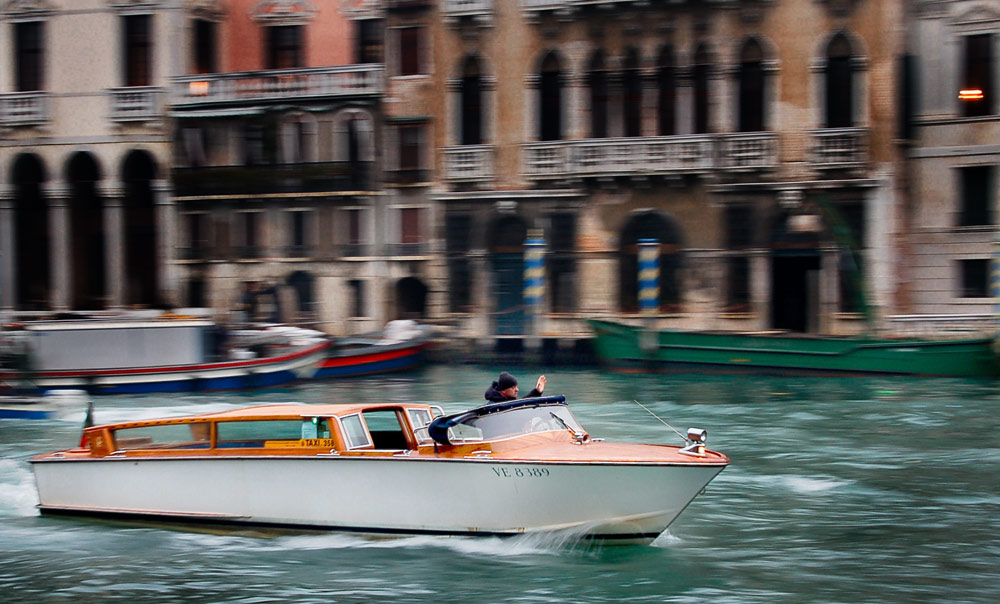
[497,372,518,390]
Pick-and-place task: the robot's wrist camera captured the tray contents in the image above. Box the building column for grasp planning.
[154,179,178,307]
[0,187,15,312]
[100,181,125,308]
[44,182,71,310]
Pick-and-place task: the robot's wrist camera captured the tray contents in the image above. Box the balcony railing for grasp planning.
[810,127,868,170]
[171,65,384,108]
[717,132,779,171]
[442,145,495,182]
[0,91,49,126]
[523,135,715,179]
[443,0,494,23]
[109,87,163,122]
[339,244,372,258]
[173,161,375,197]
[387,242,428,256]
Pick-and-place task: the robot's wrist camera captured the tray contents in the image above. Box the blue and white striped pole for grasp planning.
[993,235,1000,353]
[638,238,660,315]
[524,235,546,334]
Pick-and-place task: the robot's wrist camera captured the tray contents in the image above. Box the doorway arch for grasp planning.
[395,276,428,319]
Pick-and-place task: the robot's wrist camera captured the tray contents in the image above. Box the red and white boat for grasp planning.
[30,395,728,542]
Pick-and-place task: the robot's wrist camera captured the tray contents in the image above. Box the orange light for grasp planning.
[959,89,984,100]
[189,81,210,96]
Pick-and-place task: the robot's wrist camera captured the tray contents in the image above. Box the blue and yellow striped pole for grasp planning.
[638,238,660,315]
[524,235,546,334]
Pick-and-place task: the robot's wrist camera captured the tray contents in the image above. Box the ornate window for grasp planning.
[622,48,642,137]
[692,43,712,134]
[460,55,483,145]
[825,33,854,128]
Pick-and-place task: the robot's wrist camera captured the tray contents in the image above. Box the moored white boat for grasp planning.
[30,395,728,542]
[1,317,330,394]
[0,389,89,420]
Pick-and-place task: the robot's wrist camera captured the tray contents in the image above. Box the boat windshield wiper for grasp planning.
[550,412,586,444]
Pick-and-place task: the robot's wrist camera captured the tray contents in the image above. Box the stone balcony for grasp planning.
[442,145,495,183]
[109,87,163,122]
[521,0,735,16]
[0,91,49,127]
[522,135,722,180]
[170,65,384,109]
[717,132,779,171]
[809,127,869,171]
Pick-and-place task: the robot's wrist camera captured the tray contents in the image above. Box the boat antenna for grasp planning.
[631,400,689,443]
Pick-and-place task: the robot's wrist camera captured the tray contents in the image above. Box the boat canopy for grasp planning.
[427,395,584,445]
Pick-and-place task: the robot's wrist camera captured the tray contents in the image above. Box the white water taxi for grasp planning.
[30,395,728,542]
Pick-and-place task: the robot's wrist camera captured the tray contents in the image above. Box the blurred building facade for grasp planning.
[902,0,999,321]
[1,0,181,312]
[2,1,995,339]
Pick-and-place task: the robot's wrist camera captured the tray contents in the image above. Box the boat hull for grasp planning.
[314,340,429,379]
[588,319,1000,377]
[28,341,330,395]
[32,455,724,541]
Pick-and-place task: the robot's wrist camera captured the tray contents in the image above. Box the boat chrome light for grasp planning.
[679,428,708,457]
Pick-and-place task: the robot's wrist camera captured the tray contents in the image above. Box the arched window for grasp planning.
[657,45,676,136]
[825,33,854,128]
[587,50,609,138]
[539,52,563,141]
[693,44,712,134]
[739,38,766,132]
[623,48,642,137]
[460,55,483,145]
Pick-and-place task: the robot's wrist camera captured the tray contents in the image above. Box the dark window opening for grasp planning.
[739,39,765,132]
[539,53,562,141]
[15,21,44,92]
[348,279,366,317]
[657,46,676,136]
[356,19,383,64]
[825,34,853,128]
[461,57,483,145]
[693,45,711,134]
[124,14,152,86]
[959,166,993,226]
[399,27,422,76]
[623,50,642,137]
[588,51,609,138]
[725,205,754,249]
[962,34,994,117]
[193,19,217,74]
[267,25,303,70]
[960,259,989,298]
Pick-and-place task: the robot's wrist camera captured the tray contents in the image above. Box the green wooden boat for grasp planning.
[587,319,1000,377]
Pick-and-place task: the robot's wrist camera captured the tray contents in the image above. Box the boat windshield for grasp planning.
[449,404,584,443]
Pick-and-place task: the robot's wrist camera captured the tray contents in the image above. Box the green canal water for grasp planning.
[1,366,998,603]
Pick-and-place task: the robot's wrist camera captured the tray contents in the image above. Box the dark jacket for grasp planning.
[484,382,542,402]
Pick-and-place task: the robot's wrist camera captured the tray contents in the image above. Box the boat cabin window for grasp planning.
[112,422,211,450]
[453,405,583,443]
[216,420,322,448]
[362,409,409,450]
[340,413,371,449]
[407,408,435,444]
